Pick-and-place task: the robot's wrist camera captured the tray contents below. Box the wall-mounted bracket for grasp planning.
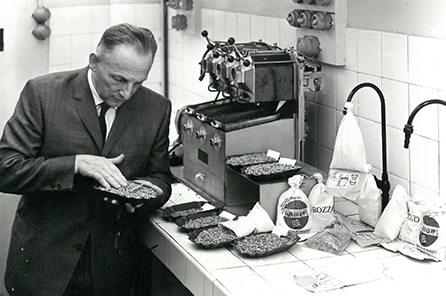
[288,0,346,66]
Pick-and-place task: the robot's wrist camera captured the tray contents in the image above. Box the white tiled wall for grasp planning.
[46,3,446,199]
[167,8,446,200]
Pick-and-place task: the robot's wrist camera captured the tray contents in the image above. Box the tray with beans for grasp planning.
[188,225,238,249]
[242,162,302,182]
[232,231,300,258]
[163,201,208,221]
[94,180,160,205]
[175,209,229,231]
[226,152,278,172]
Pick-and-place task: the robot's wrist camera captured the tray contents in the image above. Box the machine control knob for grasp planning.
[182,119,194,137]
[196,126,207,144]
[209,133,222,152]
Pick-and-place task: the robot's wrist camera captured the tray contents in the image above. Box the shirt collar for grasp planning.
[88,68,104,107]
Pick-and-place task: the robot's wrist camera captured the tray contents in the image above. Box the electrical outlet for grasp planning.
[289,0,347,66]
[168,0,201,35]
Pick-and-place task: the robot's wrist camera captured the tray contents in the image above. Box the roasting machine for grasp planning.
[176,31,324,209]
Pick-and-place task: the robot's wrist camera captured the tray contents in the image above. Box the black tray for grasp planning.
[226,152,278,173]
[175,208,227,231]
[232,231,300,258]
[94,180,160,206]
[242,164,302,182]
[188,226,238,249]
[163,201,208,221]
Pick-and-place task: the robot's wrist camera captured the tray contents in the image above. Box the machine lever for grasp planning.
[194,173,205,181]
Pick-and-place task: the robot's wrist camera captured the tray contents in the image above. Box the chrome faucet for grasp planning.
[343,82,390,210]
[404,99,446,148]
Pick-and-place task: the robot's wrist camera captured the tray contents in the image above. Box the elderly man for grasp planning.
[0,23,172,295]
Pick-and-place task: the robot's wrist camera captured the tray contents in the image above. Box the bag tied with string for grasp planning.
[276,175,313,240]
[326,102,369,199]
[326,102,382,226]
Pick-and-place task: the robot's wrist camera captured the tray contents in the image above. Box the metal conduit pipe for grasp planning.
[163,0,169,98]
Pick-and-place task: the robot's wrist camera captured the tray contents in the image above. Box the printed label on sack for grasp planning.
[328,170,360,188]
[419,216,439,247]
[416,213,446,261]
[279,196,310,231]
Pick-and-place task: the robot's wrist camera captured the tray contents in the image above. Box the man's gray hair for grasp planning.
[97,23,157,58]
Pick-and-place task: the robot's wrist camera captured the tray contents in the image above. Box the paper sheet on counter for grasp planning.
[294,258,384,292]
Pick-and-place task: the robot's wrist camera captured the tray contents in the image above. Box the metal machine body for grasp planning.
[178,33,323,207]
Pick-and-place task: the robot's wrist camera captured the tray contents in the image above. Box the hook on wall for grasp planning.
[32,6,51,40]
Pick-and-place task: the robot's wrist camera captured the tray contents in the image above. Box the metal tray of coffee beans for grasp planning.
[242,163,302,182]
[94,180,159,205]
[232,231,300,258]
[188,225,238,249]
[163,201,208,221]
[226,152,278,172]
[175,209,228,231]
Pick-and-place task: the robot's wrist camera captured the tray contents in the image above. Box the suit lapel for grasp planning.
[73,68,104,151]
[102,97,136,156]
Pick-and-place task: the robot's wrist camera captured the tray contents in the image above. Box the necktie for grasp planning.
[99,102,110,142]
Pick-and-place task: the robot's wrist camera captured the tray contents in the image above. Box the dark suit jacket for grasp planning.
[0,67,172,296]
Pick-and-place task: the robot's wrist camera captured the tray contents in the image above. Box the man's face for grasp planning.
[89,44,154,108]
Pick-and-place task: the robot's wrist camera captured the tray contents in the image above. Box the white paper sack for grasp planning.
[398,197,426,244]
[416,208,446,261]
[374,185,410,240]
[329,103,369,173]
[326,104,370,199]
[308,174,335,233]
[357,173,382,227]
[276,175,313,239]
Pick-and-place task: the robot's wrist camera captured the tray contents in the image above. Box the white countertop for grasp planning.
[140,183,446,296]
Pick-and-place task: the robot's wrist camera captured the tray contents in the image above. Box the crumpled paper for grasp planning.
[221,202,274,237]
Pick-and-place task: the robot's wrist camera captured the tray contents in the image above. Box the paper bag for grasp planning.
[357,173,382,227]
[308,173,335,233]
[374,185,410,240]
[276,175,313,239]
[326,102,369,199]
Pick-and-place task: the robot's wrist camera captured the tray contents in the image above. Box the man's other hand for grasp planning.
[75,153,128,188]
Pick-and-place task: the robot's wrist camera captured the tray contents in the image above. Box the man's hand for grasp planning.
[75,153,128,188]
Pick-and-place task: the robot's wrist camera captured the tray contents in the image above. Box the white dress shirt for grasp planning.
[87,69,116,140]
